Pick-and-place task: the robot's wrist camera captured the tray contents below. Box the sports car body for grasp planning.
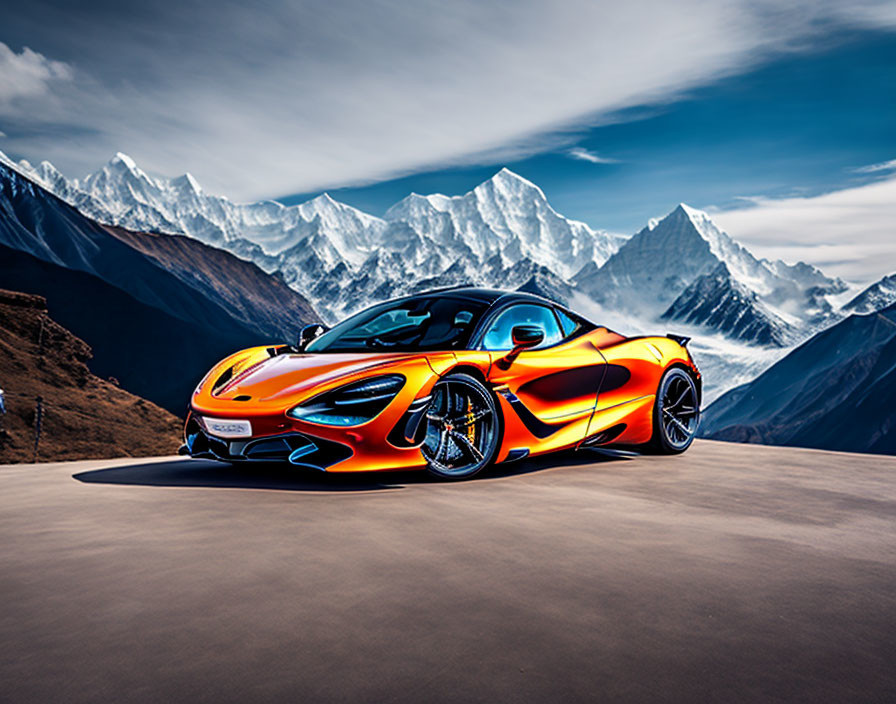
[185,287,702,479]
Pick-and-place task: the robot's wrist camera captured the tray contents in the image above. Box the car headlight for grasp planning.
[286,375,405,426]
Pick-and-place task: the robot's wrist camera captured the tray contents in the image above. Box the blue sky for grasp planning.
[281,29,896,236]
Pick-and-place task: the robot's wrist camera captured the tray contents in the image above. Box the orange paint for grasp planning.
[187,322,699,473]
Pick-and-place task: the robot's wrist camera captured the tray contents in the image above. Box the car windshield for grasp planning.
[306,295,489,353]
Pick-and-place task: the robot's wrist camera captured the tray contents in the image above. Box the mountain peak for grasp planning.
[475,167,549,208]
[110,152,138,170]
[654,202,730,247]
[843,272,896,315]
[644,203,724,240]
[488,167,542,192]
[305,192,342,210]
[671,202,716,227]
[37,160,62,176]
[172,172,202,194]
[495,166,522,179]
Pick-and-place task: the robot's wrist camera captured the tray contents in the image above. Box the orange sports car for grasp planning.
[184,287,702,479]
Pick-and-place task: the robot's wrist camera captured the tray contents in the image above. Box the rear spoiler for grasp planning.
[666,333,691,347]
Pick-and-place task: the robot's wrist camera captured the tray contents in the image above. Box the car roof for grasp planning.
[404,285,556,307]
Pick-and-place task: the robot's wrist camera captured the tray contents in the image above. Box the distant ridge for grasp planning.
[0,160,320,412]
[2,151,623,321]
[577,203,844,347]
[701,303,896,454]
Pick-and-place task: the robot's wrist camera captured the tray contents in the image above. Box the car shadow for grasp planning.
[72,448,633,492]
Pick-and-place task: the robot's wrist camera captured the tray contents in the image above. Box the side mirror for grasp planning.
[510,324,544,353]
[297,323,328,351]
[495,325,544,370]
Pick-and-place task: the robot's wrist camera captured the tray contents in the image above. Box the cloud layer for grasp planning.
[712,173,896,284]
[0,43,72,103]
[2,1,896,199]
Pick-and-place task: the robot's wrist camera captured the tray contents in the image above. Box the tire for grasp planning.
[647,367,700,454]
[421,373,501,480]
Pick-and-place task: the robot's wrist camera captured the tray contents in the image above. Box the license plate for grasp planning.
[203,417,252,438]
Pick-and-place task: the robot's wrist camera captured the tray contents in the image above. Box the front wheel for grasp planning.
[421,373,501,480]
[648,367,700,454]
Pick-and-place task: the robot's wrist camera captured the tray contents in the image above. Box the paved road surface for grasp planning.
[2,440,895,703]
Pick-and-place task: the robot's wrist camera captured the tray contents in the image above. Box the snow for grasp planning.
[6,149,870,364]
[111,152,137,170]
[7,146,888,407]
[843,274,896,314]
[13,155,625,320]
[570,291,790,403]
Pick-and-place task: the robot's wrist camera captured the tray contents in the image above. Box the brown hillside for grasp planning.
[0,289,181,463]
[105,224,320,337]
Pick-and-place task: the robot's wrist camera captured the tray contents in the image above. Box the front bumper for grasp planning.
[184,414,353,469]
[183,410,429,472]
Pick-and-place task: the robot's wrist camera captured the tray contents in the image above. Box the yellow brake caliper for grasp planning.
[465,398,476,445]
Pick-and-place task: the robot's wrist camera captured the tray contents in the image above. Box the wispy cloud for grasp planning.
[851,158,896,173]
[712,175,896,283]
[2,1,896,198]
[0,43,72,103]
[567,147,619,164]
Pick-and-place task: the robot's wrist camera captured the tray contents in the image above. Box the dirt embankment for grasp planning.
[0,289,181,463]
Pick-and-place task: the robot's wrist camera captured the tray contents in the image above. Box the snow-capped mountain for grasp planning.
[0,149,848,350]
[701,302,896,454]
[842,273,896,315]
[576,204,845,346]
[385,168,621,280]
[661,263,797,346]
[0,159,320,412]
[1,147,875,407]
[1,152,622,321]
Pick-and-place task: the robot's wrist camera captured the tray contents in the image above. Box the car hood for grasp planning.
[211,351,423,404]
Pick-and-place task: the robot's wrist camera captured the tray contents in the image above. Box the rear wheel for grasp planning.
[648,367,700,454]
[421,373,500,480]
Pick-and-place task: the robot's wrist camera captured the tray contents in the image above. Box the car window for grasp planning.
[555,308,581,337]
[306,296,488,352]
[353,308,430,336]
[481,304,563,351]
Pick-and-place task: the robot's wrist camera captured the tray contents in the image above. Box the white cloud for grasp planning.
[712,175,896,284]
[852,158,896,173]
[3,1,896,199]
[567,147,619,164]
[0,43,72,103]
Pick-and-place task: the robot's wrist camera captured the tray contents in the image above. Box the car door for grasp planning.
[482,303,605,454]
[585,337,666,446]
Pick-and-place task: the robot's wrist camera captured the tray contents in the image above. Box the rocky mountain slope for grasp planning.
[0,161,319,412]
[661,263,796,346]
[7,150,850,349]
[576,204,845,346]
[843,273,896,315]
[4,152,622,321]
[0,289,181,463]
[700,303,896,454]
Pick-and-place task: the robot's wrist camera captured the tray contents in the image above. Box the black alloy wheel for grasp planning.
[650,367,700,454]
[421,373,500,479]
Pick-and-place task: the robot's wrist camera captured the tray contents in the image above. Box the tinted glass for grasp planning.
[306,295,488,352]
[555,308,581,337]
[481,304,563,351]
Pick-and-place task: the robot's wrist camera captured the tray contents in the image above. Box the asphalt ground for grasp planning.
[2,440,895,703]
